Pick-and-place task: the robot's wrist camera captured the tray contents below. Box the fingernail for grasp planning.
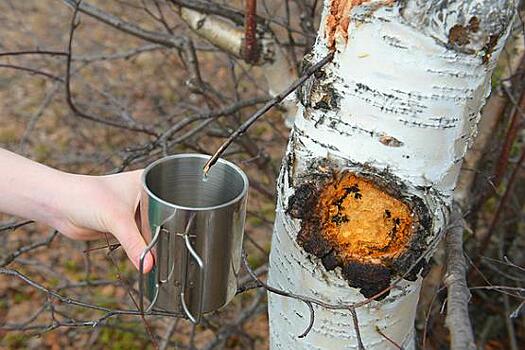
[140,252,154,274]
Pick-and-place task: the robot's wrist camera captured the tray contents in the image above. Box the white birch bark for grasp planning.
[267,0,516,349]
[178,6,297,125]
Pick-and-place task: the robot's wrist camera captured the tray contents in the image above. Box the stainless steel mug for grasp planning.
[138,154,248,323]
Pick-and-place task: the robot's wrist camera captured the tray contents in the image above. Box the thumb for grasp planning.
[110,215,154,273]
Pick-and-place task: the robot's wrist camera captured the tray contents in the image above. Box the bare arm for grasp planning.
[0,149,153,272]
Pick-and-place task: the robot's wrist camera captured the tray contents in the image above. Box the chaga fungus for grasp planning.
[289,171,424,299]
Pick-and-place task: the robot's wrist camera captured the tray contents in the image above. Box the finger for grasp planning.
[109,214,154,273]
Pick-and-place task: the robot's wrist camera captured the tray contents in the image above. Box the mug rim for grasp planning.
[141,153,249,211]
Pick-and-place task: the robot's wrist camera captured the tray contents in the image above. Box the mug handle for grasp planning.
[139,225,162,313]
[180,232,205,324]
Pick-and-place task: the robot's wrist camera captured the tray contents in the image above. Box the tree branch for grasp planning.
[61,0,184,48]
[0,231,58,267]
[170,0,248,26]
[0,220,34,233]
[444,208,476,350]
[64,5,158,136]
[177,7,245,60]
[203,52,334,174]
[0,64,64,82]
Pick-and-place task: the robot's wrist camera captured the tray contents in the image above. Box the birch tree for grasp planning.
[267,0,518,349]
[1,1,523,349]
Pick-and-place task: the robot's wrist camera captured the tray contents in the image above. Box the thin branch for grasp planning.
[203,52,334,174]
[376,326,404,349]
[0,50,67,57]
[478,148,525,254]
[19,82,61,154]
[350,308,365,350]
[0,231,58,267]
[73,44,164,63]
[0,220,34,232]
[100,231,159,350]
[297,301,315,338]
[182,39,205,93]
[493,85,525,189]
[64,5,158,136]
[159,319,179,350]
[0,266,190,318]
[201,290,266,350]
[241,251,315,338]
[151,96,271,158]
[62,0,184,48]
[0,63,64,82]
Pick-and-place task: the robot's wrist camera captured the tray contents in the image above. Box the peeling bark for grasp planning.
[326,0,395,50]
[176,4,297,126]
[268,0,517,348]
[402,0,516,59]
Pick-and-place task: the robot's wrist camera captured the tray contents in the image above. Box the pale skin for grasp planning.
[0,148,154,273]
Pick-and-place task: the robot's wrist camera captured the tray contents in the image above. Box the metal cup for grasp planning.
[138,154,248,323]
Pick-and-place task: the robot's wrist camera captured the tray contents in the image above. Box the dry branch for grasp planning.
[444,208,476,350]
[0,231,58,267]
[64,6,158,136]
[62,0,184,48]
[203,52,334,174]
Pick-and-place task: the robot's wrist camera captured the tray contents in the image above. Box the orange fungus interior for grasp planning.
[317,174,413,264]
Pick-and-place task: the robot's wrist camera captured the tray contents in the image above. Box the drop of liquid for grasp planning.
[201,172,209,183]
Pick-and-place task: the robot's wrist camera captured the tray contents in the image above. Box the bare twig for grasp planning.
[493,86,525,189]
[297,301,315,339]
[350,308,365,350]
[73,44,164,62]
[100,232,158,350]
[0,63,64,82]
[182,39,205,93]
[241,249,370,347]
[203,52,334,174]
[64,4,158,136]
[0,266,187,318]
[0,231,58,267]
[62,0,184,48]
[159,319,179,350]
[0,50,67,57]
[0,220,34,232]
[201,290,266,350]
[478,148,525,255]
[376,326,404,349]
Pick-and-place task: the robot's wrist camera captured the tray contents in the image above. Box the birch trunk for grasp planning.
[267,0,516,349]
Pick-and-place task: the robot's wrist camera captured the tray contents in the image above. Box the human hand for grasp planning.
[49,170,154,273]
[0,149,153,272]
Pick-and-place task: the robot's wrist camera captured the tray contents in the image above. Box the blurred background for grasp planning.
[0,1,524,349]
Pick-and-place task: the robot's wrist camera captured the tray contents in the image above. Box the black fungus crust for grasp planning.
[342,262,391,299]
[287,159,432,300]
